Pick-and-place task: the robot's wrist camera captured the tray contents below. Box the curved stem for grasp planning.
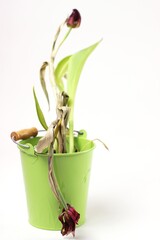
[51,27,72,60]
[49,26,72,109]
[48,141,68,210]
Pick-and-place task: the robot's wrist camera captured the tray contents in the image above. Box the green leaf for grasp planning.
[40,62,50,110]
[67,40,101,101]
[67,40,101,153]
[33,87,48,130]
[54,55,71,92]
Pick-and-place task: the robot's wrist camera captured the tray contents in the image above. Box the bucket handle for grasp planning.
[10,127,85,149]
[10,127,40,149]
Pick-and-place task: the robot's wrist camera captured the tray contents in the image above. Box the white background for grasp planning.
[1,0,160,239]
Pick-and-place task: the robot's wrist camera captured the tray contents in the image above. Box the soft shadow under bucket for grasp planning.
[18,136,95,230]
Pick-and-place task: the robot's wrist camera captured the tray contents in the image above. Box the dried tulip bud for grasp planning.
[58,204,80,236]
[66,9,81,28]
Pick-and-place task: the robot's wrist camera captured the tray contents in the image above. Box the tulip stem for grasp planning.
[51,27,72,60]
[48,128,68,210]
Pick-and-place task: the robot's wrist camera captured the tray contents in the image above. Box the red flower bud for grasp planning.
[58,204,80,236]
[66,9,81,28]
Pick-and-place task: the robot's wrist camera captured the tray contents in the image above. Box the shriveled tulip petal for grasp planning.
[66,9,81,28]
[59,204,80,236]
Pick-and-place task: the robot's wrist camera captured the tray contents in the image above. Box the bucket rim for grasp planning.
[18,136,96,157]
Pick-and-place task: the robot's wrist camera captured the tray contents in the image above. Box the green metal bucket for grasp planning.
[18,135,95,230]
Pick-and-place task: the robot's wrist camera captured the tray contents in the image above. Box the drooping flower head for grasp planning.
[59,204,80,236]
[66,9,81,28]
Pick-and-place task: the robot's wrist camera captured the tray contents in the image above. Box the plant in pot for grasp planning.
[11,9,108,237]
